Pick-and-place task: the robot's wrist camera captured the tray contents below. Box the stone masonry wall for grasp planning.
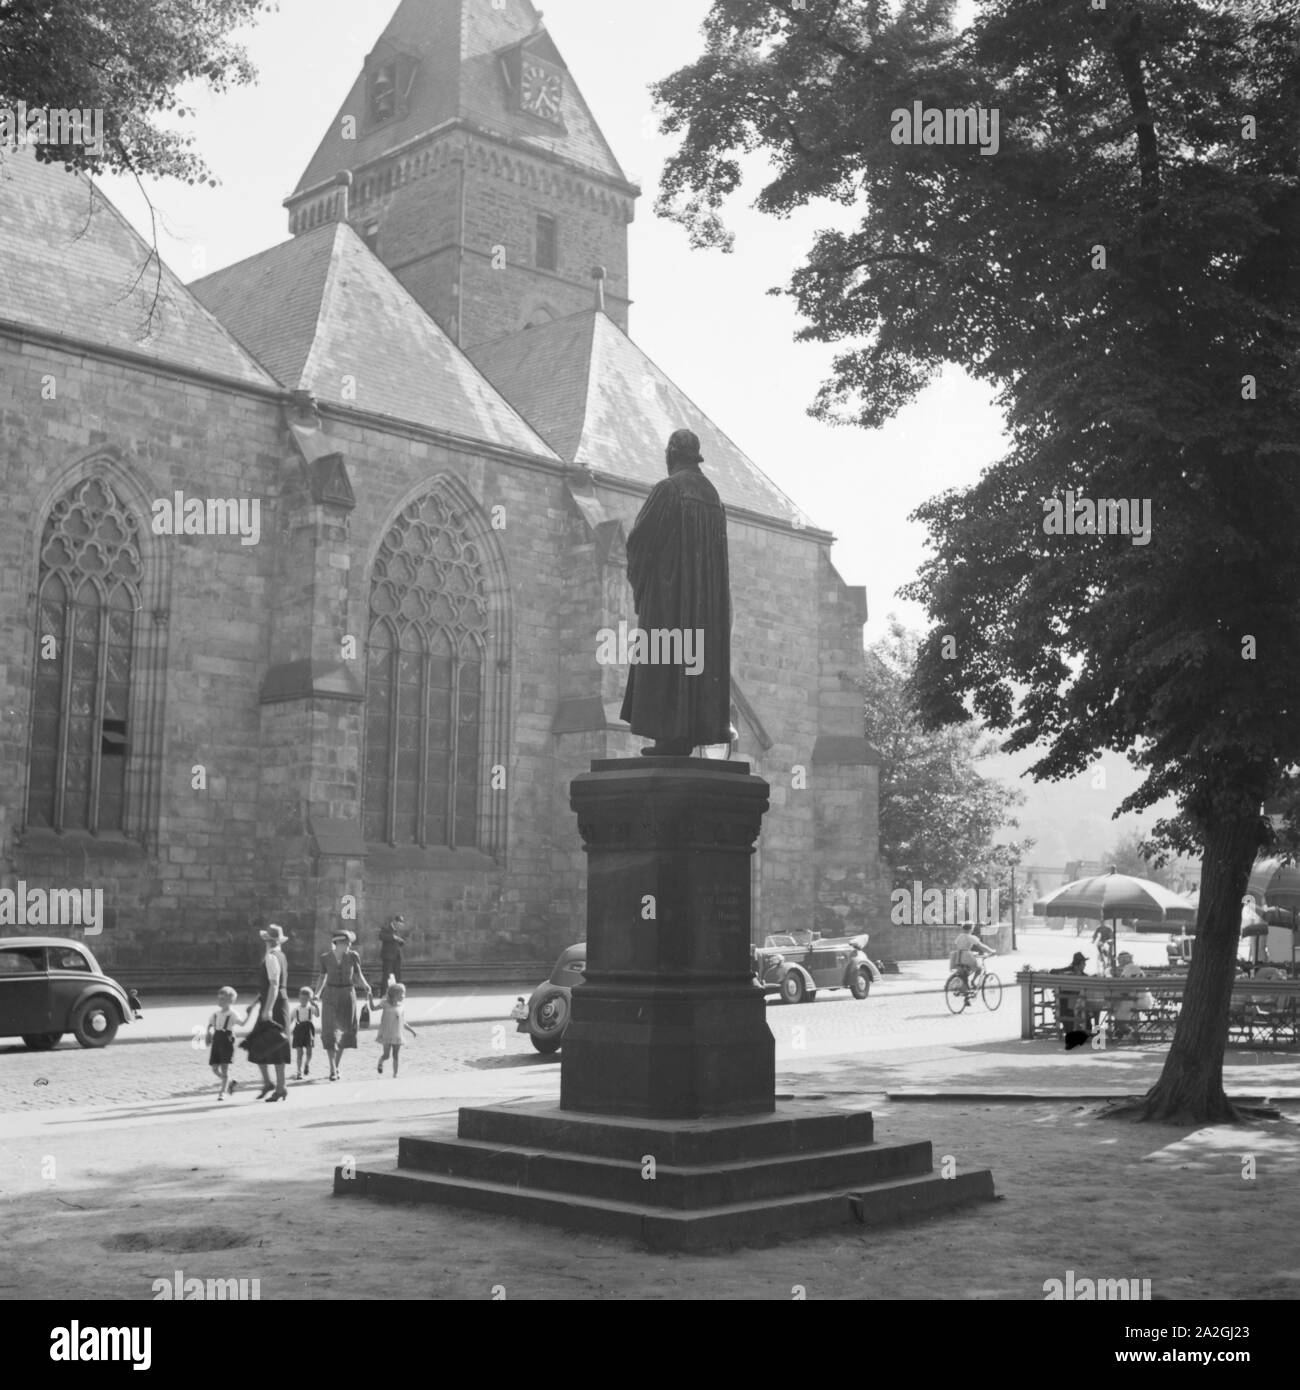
[456,135,632,347]
[351,130,633,348]
[0,333,286,984]
[0,331,884,985]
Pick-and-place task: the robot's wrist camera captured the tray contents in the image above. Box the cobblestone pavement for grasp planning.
[0,989,1014,1114]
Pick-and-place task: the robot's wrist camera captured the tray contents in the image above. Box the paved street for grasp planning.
[0,987,1015,1113]
[1,935,1296,1305]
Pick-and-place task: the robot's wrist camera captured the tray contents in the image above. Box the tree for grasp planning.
[654,0,1300,1121]
[0,0,270,183]
[0,0,272,319]
[1104,827,1178,890]
[858,617,1031,890]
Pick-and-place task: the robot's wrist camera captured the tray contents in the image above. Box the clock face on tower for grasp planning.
[520,60,563,122]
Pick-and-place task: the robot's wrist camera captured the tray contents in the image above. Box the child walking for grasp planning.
[290,987,320,1079]
[376,982,417,1076]
[205,987,247,1099]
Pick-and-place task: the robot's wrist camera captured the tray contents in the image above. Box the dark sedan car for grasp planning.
[0,937,135,1049]
[511,943,586,1053]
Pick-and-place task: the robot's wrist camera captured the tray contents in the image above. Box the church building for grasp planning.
[0,0,886,985]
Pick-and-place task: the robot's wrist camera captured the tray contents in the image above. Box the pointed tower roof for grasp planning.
[467,311,810,523]
[0,148,274,388]
[292,0,633,200]
[190,222,558,455]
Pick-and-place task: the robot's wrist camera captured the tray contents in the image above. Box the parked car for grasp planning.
[752,932,878,1005]
[512,943,587,1053]
[0,937,136,1049]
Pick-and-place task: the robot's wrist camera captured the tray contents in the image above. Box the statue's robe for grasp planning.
[619,463,731,745]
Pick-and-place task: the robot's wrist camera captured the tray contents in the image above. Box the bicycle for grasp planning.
[944,954,1002,1013]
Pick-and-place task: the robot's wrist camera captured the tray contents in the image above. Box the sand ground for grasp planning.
[3,1040,1297,1301]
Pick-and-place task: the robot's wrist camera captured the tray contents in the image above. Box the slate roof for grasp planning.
[293,0,630,197]
[467,310,810,523]
[190,221,558,455]
[190,219,556,453]
[0,148,274,388]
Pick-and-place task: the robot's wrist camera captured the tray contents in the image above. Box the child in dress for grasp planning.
[205,987,247,1100]
[290,987,321,1079]
[376,982,417,1076]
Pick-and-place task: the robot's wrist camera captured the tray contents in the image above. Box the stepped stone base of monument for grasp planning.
[334,1099,995,1250]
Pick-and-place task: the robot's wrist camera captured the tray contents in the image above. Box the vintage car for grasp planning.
[752,932,877,1005]
[0,936,136,1049]
[511,942,586,1053]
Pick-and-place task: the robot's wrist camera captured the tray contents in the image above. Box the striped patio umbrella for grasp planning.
[1033,869,1197,924]
[1034,869,1196,969]
[1248,858,1300,909]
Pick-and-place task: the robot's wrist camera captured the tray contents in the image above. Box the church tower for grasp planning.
[285,0,638,348]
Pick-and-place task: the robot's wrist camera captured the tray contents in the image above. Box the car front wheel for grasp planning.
[528,989,570,1053]
[21,1033,62,1050]
[71,998,119,1048]
[850,970,871,1000]
[780,972,806,1005]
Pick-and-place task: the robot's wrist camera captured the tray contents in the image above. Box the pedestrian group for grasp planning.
[204,917,414,1101]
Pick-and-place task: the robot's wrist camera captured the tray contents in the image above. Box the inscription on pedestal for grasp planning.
[696,882,746,971]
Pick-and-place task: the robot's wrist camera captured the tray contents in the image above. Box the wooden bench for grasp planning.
[1016,971,1300,1048]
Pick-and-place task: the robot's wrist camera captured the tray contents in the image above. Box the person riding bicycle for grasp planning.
[951,921,995,992]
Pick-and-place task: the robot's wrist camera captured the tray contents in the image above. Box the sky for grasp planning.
[90,0,1169,864]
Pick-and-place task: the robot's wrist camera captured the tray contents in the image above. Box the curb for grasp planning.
[111,981,959,1046]
[109,1011,514,1045]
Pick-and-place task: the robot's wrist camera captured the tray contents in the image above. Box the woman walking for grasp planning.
[315,929,373,1081]
[242,924,292,1101]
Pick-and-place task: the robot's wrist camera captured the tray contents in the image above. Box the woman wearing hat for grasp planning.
[314,930,373,1081]
[244,925,292,1101]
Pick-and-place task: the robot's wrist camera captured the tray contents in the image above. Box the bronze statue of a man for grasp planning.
[619,428,732,756]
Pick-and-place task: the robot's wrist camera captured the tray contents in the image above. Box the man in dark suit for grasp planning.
[379,915,405,988]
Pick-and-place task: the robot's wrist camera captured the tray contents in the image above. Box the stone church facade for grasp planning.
[0,0,886,987]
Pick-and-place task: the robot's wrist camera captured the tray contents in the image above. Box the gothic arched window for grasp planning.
[364,491,488,848]
[28,478,143,833]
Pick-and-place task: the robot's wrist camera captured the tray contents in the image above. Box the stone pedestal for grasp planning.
[335,756,996,1248]
[561,757,772,1119]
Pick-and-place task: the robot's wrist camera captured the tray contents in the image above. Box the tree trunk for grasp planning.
[1137,802,1263,1123]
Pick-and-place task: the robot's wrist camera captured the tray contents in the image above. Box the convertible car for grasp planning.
[752,932,879,1005]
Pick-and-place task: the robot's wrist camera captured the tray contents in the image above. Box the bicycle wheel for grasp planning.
[981,972,1003,1010]
[944,973,969,1013]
